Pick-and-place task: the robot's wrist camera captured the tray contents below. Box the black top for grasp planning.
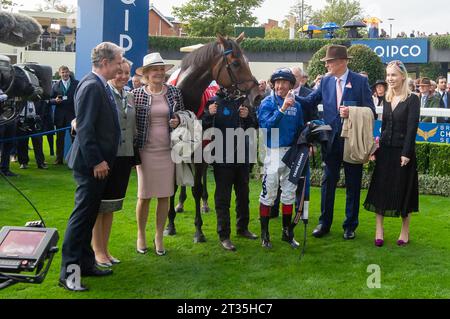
[202,95,257,166]
[380,93,420,158]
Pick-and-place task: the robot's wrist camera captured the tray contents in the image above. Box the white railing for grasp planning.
[316,105,450,123]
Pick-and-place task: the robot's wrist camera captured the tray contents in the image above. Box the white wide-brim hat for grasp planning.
[135,52,174,76]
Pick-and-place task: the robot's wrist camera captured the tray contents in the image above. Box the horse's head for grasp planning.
[212,33,262,108]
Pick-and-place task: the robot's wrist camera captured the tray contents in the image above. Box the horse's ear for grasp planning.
[236,32,245,44]
[216,33,227,46]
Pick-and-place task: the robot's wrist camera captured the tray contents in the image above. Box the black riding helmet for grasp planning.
[270,68,296,86]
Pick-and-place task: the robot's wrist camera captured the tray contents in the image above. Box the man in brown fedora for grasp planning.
[418,77,443,122]
[297,45,375,240]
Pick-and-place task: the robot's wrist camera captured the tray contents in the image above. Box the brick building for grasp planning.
[264,19,279,32]
[149,4,185,36]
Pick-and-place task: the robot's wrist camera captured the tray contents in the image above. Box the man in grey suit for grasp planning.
[59,42,123,292]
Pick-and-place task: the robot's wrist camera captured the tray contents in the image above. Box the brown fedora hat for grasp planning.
[418,77,431,86]
[320,45,353,62]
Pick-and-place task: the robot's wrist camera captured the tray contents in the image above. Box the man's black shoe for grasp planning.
[1,170,18,177]
[237,229,258,240]
[58,278,88,292]
[343,229,356,240]
[81,267,113,277]
[312,224,330,238]
[261,239,272,249]
[220,239,236,251]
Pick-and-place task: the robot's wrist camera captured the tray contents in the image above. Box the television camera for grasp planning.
[0,56,53,127]
[0,10,53,126]
[0,11,58,290]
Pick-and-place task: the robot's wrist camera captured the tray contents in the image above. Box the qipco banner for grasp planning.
[76,0,149,77]
[351,39,428,64]
[374,121,450,143]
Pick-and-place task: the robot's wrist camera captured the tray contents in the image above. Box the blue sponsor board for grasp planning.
[351,39,428,64]
[374,121,450,143]
[76,0,149,78]
[103,0,149,76]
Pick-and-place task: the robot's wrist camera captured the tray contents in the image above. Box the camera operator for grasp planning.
[0,90,18,177]
[50,66,78,165]
[16,98,47,169]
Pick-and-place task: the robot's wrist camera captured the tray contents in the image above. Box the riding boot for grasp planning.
[260,216,272,249]
[260,203,272,248]
[282,205,299,249]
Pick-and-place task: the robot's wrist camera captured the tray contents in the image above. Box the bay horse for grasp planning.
[166,33,262,243]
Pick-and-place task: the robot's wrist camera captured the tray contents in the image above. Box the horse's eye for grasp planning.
[231,60,240,67]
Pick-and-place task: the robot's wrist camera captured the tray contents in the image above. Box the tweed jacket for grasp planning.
[133,84,185,150]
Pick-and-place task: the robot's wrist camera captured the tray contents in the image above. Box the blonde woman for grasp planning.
[92,58,137,267]
[364,60,420,247]
[133,53,184,256]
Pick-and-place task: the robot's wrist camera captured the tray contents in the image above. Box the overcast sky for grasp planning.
[15,0,450,36]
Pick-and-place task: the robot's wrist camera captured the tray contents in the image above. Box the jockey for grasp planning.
[258,68,304,249]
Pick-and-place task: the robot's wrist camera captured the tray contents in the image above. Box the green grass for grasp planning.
[1,150,449,299]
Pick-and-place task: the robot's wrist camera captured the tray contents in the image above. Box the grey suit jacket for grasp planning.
[67,72,121,174]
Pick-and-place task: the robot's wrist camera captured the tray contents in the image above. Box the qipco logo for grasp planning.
[374,45,422,59]
[119,0,137,52]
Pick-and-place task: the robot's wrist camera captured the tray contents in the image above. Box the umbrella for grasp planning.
[363,17,382,24]
[321,22,339,30]
[342,20,367,28]
[300,24,321,32]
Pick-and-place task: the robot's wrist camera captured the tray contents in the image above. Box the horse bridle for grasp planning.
[215,48,258,99]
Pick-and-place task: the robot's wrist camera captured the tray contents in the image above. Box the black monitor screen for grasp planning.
[0,230,46,255]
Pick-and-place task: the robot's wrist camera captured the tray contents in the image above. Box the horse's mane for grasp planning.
[177,36,246,113]
[180,37,243,72]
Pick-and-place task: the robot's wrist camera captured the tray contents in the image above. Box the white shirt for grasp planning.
[62,79,71,90]
[92,70,108,88]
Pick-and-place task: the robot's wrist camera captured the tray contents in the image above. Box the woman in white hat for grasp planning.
[133,52,184,255]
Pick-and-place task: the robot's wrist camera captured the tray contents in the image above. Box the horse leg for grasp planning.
[193,163,206,243]
[175,186,187,213]
[201,164,210,213]
[164,184,177,236]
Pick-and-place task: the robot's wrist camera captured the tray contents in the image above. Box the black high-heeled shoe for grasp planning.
[153,239,166,256]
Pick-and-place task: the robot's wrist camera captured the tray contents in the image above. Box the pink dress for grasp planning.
[137,87,174,199]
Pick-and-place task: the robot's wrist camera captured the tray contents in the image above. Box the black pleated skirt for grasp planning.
[99,156,134,213]
[364,145,419,217]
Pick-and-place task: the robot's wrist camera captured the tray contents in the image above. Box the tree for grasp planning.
[172,0,263,37]
[42,0,61,9]
[283,1,314,39]
[0,0,20,11]
[54,4,76,13]
[307,44,385,86]
[419,63,443,80]
[310,0,364,33]
[288,0,313,27]
[265,27,289,39]
[35,0,75,13]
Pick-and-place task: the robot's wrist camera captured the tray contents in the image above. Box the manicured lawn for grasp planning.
[1,153,449,299]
